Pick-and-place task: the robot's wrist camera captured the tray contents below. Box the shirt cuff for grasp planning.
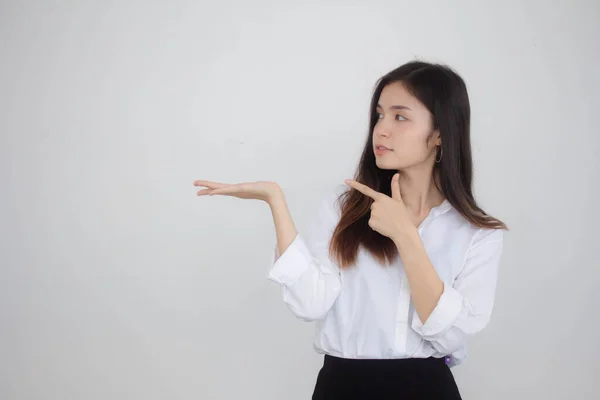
[411,283,463,338]
[267,234,312,286]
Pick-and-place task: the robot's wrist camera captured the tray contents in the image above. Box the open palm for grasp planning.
[193,180,280,202]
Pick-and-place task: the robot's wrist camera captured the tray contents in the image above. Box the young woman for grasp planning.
[194,60,507,399]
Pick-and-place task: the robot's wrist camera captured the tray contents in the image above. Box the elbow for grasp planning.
[424,315,491,354]
[421,329,469,355]
[281,281,342,322]
[284,302,334,322]
[428,336,466,355]
[291,307,330,322]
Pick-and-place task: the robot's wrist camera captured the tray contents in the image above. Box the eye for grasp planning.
[395,115,406,121]
[376,112,383,119]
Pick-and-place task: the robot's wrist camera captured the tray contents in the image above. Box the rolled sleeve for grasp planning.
[268,233,312,286]
[411,228,504,354]
[265,185,346,321]
[411,283,463,338]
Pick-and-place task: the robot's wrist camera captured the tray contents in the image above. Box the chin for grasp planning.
[375,159,402,171]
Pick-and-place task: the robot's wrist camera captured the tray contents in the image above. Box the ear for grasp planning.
[432,129,441,146]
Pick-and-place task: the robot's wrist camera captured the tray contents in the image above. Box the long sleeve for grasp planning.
[267,187,344,321]
[411,227,504,355]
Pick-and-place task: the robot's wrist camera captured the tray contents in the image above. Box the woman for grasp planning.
[194,60,507,399]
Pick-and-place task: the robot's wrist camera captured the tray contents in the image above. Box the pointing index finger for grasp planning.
[345,179,381,199]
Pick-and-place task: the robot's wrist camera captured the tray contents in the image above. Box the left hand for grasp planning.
[193,180,281,203]
[344,174,414,242]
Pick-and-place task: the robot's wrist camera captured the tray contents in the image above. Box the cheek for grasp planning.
[391,130,430,159]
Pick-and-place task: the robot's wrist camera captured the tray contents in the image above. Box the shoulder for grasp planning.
[441,210,505,275]
[442,206,504,250]
[473,226,504,243]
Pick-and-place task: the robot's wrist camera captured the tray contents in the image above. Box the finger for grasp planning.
[367,217,376,230]
[193,180,227,189]
[197,187,232,197]
[344,179,381,200]
[206,187,234,196]
[391,173,402,200]
[196,188,214,196]
[207,183,246,196]
[196,184,236,196]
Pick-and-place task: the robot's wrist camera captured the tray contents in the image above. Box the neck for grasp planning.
[397,166,445,217]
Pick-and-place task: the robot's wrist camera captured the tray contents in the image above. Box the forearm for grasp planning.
[266,187,342,321]
[267,186,299,258]
[394,229,444,324]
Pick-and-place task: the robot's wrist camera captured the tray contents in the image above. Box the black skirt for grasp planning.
[312,354,462,400]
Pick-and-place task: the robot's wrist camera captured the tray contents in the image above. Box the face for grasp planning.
[372,81,440,171]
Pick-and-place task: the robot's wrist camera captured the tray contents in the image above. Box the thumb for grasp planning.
[391,173,402,200]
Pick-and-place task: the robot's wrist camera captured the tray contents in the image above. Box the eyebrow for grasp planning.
[376,104,412,111]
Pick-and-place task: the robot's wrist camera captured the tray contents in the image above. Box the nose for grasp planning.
[373,112,396,137]
[374,122,391,138]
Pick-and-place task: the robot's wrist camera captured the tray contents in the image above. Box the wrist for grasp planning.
[392,225,420,249]
[266,184,284,206]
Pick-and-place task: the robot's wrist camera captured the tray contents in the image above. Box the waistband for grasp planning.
[323,354,449,372]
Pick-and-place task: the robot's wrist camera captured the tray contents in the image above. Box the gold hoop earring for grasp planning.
[435,146,443,163]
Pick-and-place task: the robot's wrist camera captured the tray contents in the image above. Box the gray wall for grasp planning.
[1,1,598,399]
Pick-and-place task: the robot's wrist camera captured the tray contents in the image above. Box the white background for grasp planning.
[1,1,598,399]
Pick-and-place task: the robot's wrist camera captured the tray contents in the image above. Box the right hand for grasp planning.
[193,180,281,203]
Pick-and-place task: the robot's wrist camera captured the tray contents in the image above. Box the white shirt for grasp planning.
[267,184,504,367]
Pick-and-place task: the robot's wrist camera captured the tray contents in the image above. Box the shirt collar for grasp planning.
[431,199,453,217]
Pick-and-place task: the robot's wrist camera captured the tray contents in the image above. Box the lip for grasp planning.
[375,145,392,155]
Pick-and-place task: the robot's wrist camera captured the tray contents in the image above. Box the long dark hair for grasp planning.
[330,60,507,268]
